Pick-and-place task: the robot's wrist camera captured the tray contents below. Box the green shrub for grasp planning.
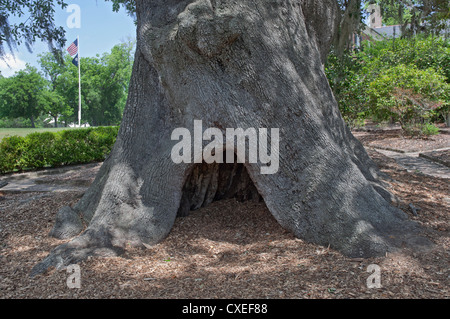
[402,123,440,137]
[0,135,26,172]
[325,35,450,127]
[0,127,119,173]
[20,132,57,169]
[366,64,449,128]
[361,36,450,83]
[0,117,32,128]
[325,51,369,126]
[421,123,440,136]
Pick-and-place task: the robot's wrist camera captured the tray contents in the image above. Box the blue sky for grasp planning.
[0,1,137,77]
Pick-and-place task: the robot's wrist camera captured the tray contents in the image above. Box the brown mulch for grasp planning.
[354,131,450,153]
[0,133,449,299]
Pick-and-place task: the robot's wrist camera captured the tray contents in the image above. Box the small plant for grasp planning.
[327,288,337,294]
[403,123,440,137]
[421,123,440,136]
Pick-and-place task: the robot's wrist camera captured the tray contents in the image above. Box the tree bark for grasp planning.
[30,115,35,128]
[32,0,430,276]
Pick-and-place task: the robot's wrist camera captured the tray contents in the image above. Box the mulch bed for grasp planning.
[354,131,449,153]
[0,131,448,299]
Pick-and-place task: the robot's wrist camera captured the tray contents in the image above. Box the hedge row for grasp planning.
[0,127,119,173]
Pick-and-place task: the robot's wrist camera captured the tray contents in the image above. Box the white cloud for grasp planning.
[0,54,26,77]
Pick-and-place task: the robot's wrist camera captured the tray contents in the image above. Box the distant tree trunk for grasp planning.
[54,116,58,128]
[332,0,363,56]
[32,0,430,276]
[30,115,35,128]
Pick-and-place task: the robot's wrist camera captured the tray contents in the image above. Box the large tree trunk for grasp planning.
[32,0,430,276]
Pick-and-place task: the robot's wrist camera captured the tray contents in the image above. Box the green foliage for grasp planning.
[367,64,448,126]
[326,35,450,130]
[364,0,450,37]
[361,36,450,82]
[0,117,33,128]
[0,135,25,173]
[365,0,413,26]
[37,40,135,127]
[20,132,57,168]
[81,41,135,126]
[0,0,67,60]
[0,64,77,128]
[0,40,134,129]
[105,0,136,15]
[402,123,440,137]
[0,127,119,173]
[421,123,440,136]
[325,50,369,127]
[0,66,47,127]
[41,89,73,127]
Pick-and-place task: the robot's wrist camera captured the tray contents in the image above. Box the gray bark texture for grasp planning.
[31,0,431,276]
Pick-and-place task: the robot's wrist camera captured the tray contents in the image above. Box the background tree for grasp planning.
[38,52,73,127]
[333,0,365,54]
[37,41,135,126]
[41,88,73,127]
[330,0,449,58]
[82,41,135,126]
[366,0,414,26]
[0,65,47,127]
[365,0,450,36]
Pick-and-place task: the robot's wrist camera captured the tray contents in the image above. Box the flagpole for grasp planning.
[77,35,81,128]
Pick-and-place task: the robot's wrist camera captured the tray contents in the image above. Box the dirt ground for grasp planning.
[0,131,448,299]
[354,129,449,153]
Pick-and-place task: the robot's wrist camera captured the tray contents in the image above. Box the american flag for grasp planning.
[67,39,78,56]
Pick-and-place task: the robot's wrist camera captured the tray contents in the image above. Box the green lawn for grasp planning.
[0,127,77,141]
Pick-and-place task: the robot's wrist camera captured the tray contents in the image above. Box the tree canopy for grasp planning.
[0,65,47,127]
[0,0,134,61]
[1,0,448,62]
[0,40,134,128]
[0,0,68,62]
[37,40,134,126]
